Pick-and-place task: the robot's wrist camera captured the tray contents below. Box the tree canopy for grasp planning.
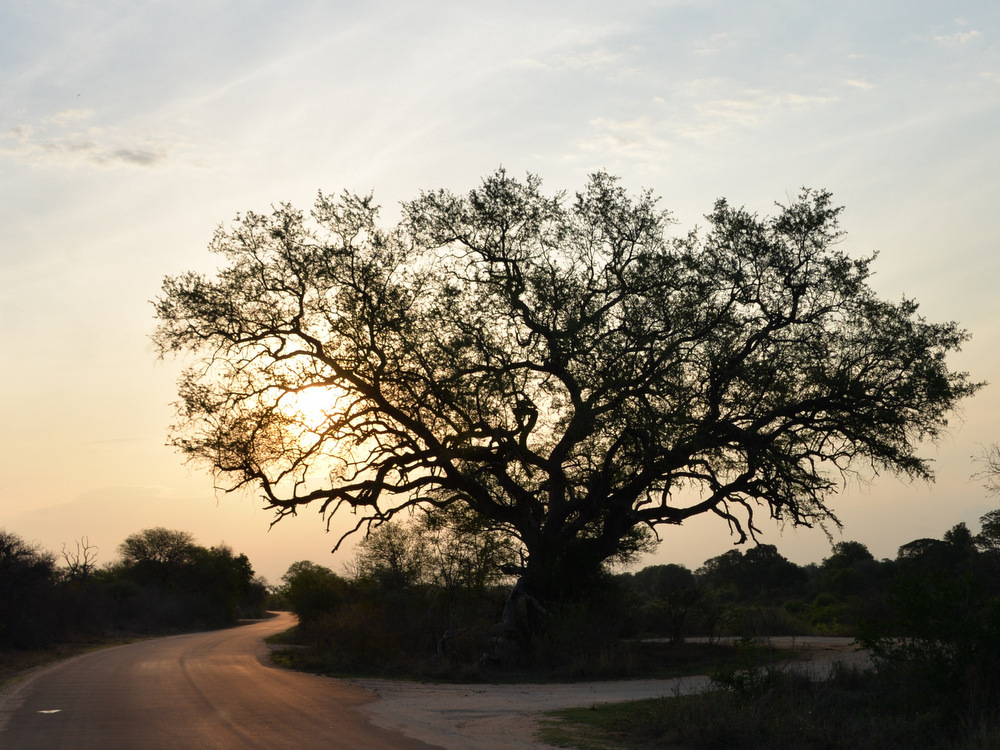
[118,527,196,567]
[153,169,979,604]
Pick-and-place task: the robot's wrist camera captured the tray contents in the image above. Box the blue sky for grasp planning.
[2,0,998,581]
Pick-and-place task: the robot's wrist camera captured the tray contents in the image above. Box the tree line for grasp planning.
[0,527,267,650]
[272,506,1000,680]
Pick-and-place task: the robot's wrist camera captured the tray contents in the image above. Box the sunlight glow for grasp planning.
[278,385,343,432]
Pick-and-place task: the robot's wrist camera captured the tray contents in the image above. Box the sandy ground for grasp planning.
[346,637,868,750]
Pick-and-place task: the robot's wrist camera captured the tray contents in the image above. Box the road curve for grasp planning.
[0,613,438,750]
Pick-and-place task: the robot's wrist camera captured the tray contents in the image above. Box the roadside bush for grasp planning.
[857,525,1000,730]
[1,527,267,650]
[0,531,62,647]
[545,664,950,750]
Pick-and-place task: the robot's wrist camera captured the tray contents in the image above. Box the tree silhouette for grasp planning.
[0,530,59,647]
[154,169,979,611]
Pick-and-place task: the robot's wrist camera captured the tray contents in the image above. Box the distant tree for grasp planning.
[816,540,889,605]
[976,509,1000,552]
[697,550,746,600]
[630,563,696,598]
[943,522,976,557]
[896,537,946,562]
[824,540,875,568]
[898,523,976,570]
[348,522,429,589]
[119,527,196,567]
[417,504,517,593]
[742,545,807,598]
[699,544,805,601]
[280,561,349,623]
[112,528,263,627]
[154,169,979,620]
[117,527,197,591]
[629,564,703,642]
[182,544,267,622]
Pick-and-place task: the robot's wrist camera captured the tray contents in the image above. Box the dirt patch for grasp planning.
[346,637,868,749]
[348,675,713,749]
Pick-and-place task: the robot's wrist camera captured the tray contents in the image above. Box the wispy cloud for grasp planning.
[692,32,732,57]
[0,109,170,168]
[934,30,982,46]
[691,88,835,130]
[515,44,632,74]
[44,108,94,125]
[579,115,674,165]
[102,149,165,166]
[576,84,838,167]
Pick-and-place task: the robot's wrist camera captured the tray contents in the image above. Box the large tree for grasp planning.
[153,169,978,612]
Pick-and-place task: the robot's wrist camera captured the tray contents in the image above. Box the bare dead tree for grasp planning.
[61,536,98,581]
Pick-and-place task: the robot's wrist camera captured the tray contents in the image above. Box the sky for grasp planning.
[2,0,999,584]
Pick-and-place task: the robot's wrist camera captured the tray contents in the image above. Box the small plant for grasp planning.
[709,636,785,697]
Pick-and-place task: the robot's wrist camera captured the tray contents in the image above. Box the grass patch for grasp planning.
[263,623,303,646]
[539,663,1000,750]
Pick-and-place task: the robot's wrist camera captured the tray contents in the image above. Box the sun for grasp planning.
[278,385,343,432]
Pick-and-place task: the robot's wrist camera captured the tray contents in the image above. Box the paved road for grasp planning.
[0,613,438,750]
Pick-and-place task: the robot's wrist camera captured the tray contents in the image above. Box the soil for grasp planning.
[346,637,867,750]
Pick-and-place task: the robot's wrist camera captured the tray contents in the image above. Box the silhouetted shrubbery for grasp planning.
[0,527,267,652]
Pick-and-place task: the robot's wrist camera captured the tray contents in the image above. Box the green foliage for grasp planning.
[530,575,636,674]
[105,535,266,629]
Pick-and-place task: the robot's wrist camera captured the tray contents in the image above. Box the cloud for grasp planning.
[843,79,875,90]
[579,115,674,165]
[692,32,732,57]
[44,108,94,125]
[0,109,170,168]
[691,89,834,130]
[935,30,982,46]
[515,45,630,73]
[99,148,166,166]
[576,84,838,166]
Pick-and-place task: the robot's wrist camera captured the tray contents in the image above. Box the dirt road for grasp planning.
[0,613,435,750]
